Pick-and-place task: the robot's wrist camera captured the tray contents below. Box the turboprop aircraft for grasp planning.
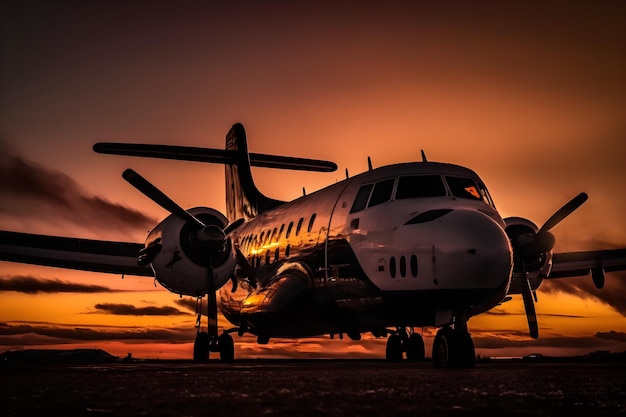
[1,123,625,368]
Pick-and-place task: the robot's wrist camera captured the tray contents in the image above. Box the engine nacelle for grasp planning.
[142,207,237,297]
[504,217,553,294]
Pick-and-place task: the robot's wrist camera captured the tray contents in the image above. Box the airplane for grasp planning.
[1,122,625,368]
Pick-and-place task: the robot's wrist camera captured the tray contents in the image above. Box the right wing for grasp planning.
[0,230,152,277]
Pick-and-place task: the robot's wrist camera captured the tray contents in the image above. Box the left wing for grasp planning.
[0,231,152,277]
[548,248,626,288]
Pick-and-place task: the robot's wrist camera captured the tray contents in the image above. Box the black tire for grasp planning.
[456,332,475,368]
[218,333,235,363]
[385,334,403,361]
[406,333,425,362]
[432,328,452,368]
[193,332,210,362]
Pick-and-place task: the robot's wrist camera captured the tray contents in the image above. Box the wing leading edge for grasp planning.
[0,231,151,277]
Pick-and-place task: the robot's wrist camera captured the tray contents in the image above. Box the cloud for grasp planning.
[595,331,626,342]
[0,321,192,344]
[93,303,187,316]
[541,271,626,316]
[0,275,120,294]
[0,147,157,233]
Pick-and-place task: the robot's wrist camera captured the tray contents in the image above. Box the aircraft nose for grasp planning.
[428,209,513,292]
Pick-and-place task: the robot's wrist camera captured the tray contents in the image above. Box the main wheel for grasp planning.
[193,332,210,362]
[432,328,453,368]
[218,333,235,363]
[385,334,403,361]
[406,333,425,362]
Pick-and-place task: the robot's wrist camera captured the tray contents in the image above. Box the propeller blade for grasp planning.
[538,192,588,234]
[521,275,539,339]
[122,169,205,228]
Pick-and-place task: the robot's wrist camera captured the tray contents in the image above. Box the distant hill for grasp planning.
[1,348,119,365]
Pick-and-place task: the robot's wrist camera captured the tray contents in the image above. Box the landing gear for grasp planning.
[385,327,425,362]
[432,325,475,368]
[193,295,236,362]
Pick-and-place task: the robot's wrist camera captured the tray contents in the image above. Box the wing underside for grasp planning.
[0,231,152,277]
[549,248,626,278]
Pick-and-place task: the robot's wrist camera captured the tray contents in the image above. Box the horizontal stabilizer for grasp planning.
[93,143,337,172]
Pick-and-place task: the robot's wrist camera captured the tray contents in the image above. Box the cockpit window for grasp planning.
[368,178,395,208]
[350,184,373,213]
[446,176,495,208]
[395,175,447,199]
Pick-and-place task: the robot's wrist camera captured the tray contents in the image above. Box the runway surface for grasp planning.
[2,360,625,416]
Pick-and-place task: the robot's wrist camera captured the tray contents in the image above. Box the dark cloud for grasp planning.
[595,331,626,342]
[472,332,625,350]
[94,303,187,316]
[541,271,626,316]
[0,322,192,344]
[175,297,209,316]
[485,309,587,319]
[0,275,119,294]
[0,148,156,232]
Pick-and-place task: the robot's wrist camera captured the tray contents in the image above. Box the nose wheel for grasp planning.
[432,324,475,368]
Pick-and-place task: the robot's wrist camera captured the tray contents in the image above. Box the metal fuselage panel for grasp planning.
[219,162,513,338]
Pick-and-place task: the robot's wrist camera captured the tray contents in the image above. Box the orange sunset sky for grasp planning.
[1,1,625,360]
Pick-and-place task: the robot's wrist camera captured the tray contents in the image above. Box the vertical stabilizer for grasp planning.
[225,123,284,221]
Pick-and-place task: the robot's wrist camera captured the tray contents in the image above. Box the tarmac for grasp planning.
[2,359,626,416]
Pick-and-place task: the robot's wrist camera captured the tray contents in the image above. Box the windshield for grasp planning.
[395,175,447,199]
[445,176,495,208]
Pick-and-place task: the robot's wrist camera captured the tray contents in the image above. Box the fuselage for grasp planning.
[220,161,513,339]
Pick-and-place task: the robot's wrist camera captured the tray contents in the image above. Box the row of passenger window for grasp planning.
[388,255,418,279]
[239,213,317,254]
[350,175,494,214]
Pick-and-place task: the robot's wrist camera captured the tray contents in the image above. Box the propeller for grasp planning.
[514,192,588,339]
[123,167,247,287]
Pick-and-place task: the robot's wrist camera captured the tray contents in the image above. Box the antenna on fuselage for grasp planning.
[420,150,428,162]
[367,156,373,171]
[345,168,349,179]
[302,187,306,196]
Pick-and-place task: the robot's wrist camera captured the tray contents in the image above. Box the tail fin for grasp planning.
[93,123,337,221]
[225,123,284,221]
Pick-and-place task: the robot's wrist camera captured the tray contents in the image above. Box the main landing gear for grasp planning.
[385,327,426,362]
[432,321,475,368]
[192,294,235,362]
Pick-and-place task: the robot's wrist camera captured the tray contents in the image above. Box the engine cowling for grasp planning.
[504,217,553,294]
[141,207,237,296]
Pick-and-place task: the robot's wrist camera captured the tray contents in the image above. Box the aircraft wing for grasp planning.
[548,248,626,279]
[0,231,152,277]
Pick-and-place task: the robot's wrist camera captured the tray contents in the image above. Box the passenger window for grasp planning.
[368,178,395,208]
[350,184,373,213]
[396,175,447,199]
[390,256,396,278]
[286,221,294,239]
[410,255,418,277]
[307,214,316,233]
[295,218,304,236]
[400,256,406,278]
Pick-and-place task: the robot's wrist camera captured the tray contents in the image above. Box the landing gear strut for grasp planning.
[385,327,425,362]
[432,320,475,368]
[192,295,235,362]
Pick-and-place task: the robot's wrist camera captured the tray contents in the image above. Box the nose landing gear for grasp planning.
[432,321,475,368]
